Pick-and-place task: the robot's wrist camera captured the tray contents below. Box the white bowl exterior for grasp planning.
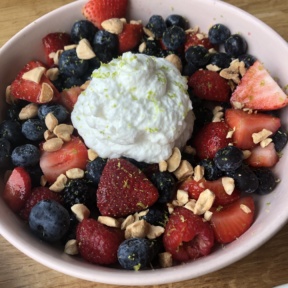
[0,0,288,285]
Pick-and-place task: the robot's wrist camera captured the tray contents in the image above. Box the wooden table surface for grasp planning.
[0,0,288,287]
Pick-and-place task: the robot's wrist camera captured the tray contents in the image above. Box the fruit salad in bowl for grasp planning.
[0,0,288,285]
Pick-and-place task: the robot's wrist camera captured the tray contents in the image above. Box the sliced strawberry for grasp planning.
[192,121,231,160]
[245,142,279,168]
[188,70,231,102]
[3,167,31,213]
[230,60,288,110]
[82,0,128,29]
[10,60,60,103]
[163,206,214,262]
[210,196,255,244]
[118,23,143,54]
[42,32,71,66]
[179,177,241,206]
[225,109,281,150]
[39,136,88,183]
[184,31,216,51]
[97,158,159,217]
[59,86,82,112]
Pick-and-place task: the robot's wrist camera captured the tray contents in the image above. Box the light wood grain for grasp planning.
[0,0,288,287]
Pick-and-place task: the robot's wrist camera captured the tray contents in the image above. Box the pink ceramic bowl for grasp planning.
[0,0,288,285]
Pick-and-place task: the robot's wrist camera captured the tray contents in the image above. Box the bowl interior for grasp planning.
[0,0,288,285]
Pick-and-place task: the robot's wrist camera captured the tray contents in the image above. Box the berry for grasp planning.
[210,196,255,244]
[230,60,288,110]
[86,157,107,186]
[29,199,70,242]
[163,207,214,262]
[214,146,243,172]
[76,218,125,265]
[0,138,12,169]
[209,52,231,69]
[272,130,288,152]
[146,15,166,39]
[97,158,159,217]
[21,119,46,142]
[253,168,277,195]
[11,144,40,167]
[0,119,25,147]
[59,86,82,112]
[208,23,231,45]
[185,45,210,68]
[117,238,156,270]
[184,31,215,52]
[162,26,186,51]
[25,164,44,187]
[182,62,197,77]
[165,14,187,29]
[198,159,223,181]
[139,205,168,227]
[141,39,162,56]
[238,54,257,68]
[224,34,248,57]
[70,20,98,44]
[38,104,69,123]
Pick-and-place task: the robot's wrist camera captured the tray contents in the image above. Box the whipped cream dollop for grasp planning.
[71,52,194,163]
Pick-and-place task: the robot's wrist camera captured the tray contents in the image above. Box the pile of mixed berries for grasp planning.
[1,0,288,271]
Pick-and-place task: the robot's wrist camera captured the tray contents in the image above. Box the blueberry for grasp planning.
[141,39,162,56]
[6,104,21,120]
[38,104,69,123]
[146,15,166,39]
[209,52,231,68]
[214,146,243,172]
[238,54,257,68]
[225,165,259,193]
[85,56,101,76]
[139,205,168,227]
[208,23,231,45]
[165,14,187,29]
[21,119,46,142]
[185,45,211,68]
[162,26,186,51]
[58,49,89,77]
[11,144,40,167]
[198,159,223,181]
[117,238,155,270]
[272,130,288,152]
[62,75,86,89]
[29,199,70,242]
[182,62,197,77]
[86,157,107,186]
[0,138,12,169]
[0,120,25,147]
[25,164,43,187]
[224,34,248,58]
[150,171,176,204]
[92,30,119,63]
[253,168,277,195]
[71,20,98,44]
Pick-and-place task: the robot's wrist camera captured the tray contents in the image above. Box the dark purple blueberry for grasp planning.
[62,75,86,89]
[224,34,248,58]
[0,138,12,169]
[71,20,98,44]
[146,15,166,39]
[182,62,197,77]
[272,130,288,152]
[238,54,257,68]
[199,159,223,181]
[185,45,211,68]
[0,119,25,147]
[139,205,168,227]
[209,52,231,68]
[165,14,187,29]
[38,104,69,123]
[208,23,231,45]
[25,164,43,187]
[162,26,186,51]
[253,168,277,195]
[214,146,243,172]
[86,157,107,186]
[141,39,162,56]
[21,119,46,142]
[11,143,40,167]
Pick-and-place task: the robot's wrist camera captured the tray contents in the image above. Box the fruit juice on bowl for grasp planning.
[0,0,288,286]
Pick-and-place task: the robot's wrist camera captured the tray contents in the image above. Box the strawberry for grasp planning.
[82,0,128,29]
[19,186,62,220]
[76,218,125,265]
[59,86,82,112]
[10,60,60,104]
[188,70,231,102]
[39,136,88,183]
[225,109,281,150]
[179,177,241,206]
[210,196,255,244]
[42,32,71,67]
[245,142,279,168]
[97,158,159,217]
[163,206,214,262]
[118,23,143,54]
[3,167,31,213]
[192,121,231,160]
[184,31,215,52]
[230,60,288,110]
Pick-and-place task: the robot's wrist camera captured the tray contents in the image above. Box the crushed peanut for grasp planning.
[45,112,58,132]
[226,127,236,139]
[98,216,120,228]
[138,42,146,53]
[64,44,78,50]
[101,18,124,34]
[53,124,74,142]
[71,203,90,221]
[206,64,221,72]
[231,101,244,109]
[5,85,14,104]
[87,149,98,161]
[252,129,273,144]
[19,103,38,120]
[158,252,173,268]
[242,150,252,159]
[146,225,165,239]
[260,138,273,148]
[166,147,181,172]
[167,203,174,214]
[222,177,235,195]
[43,137,64,152]
[49,174,67,192]
[121,214,135,230]
[240,204,252,214]
[173,160,193,180]
[40,175,47,187]
[194,189,215,215]
[193,165,204,182]
[143,27,155,38]
[66,168,85,179]
[184,145,196,155]
[39,83,54,103]
[76,38,96,60]
[52,50,63,65]
[183,199,197,213]
[22,66,46,83]
[176,189,189,205]
[45,67,59,81]
[159,160,168,172]
[64,239,79,255]
[125,219,150,239]
[165,54,182,72]
[44,130,56,141]
[204,210,213,221]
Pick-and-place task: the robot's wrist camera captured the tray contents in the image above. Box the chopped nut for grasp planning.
[252,129,273,144]
[176,189,189,205]
[239,61,247,77]
[49,174,67,192]
[125,219,150,239]
[222,177,235,195]
[52,50,63,65]
[167,203,174,214]
[120,18,127,24]
[243,107,253,114]
[22,66,46,83]
[45,112,58,132]
[5,85,15,104]
[240,204,252,214]
[19,103,38,120]
[219,59,243,84]
[138,42,146,53]
[101,18,124,34]
[213,106,223,115]
[159,252,173,268]
[226,127,236,139]
[130,19,142,25]
[231,101,244,109]
[204,210,213,221]
[121,214,135,230]
[64,239,79,255]
[260,138,273,148]
[206,64,221,72]
[173,160,193,180]
[44,130,56,141]
[39,83,54,103]
[165,54,182,72]
[196,33,205,40]
[242,150,252,159]
[183,199,196,212]
[167,147,181,172]
[42,138,64,152]
[64,44,77,50]
[194,189,215,215]
[146,225,165,239]
[45,67,59,81]
[193,165,204,182]
[88,149,98,161]
[53,124,74,142]
[184,145,196,155]
[76,38,96,60]
[98,216,120,228]
[212,111,224,122]
[71,203,90,221]
[66,168,85,179]
[159,160,168,172]
[40,175,47,187]
[143,27,155,38]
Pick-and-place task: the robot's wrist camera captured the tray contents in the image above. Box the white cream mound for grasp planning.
[71,52,194,163]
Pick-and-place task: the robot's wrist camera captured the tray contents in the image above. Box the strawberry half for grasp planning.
[3,167,31,213]
[59,86,82,112]
[225,109,281,150]
[39,136,88,183]
[163,206,214,262]
[97,158,159,217]
[230,60,288,110]
[210,196,255,244]
[82,0,128,29]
